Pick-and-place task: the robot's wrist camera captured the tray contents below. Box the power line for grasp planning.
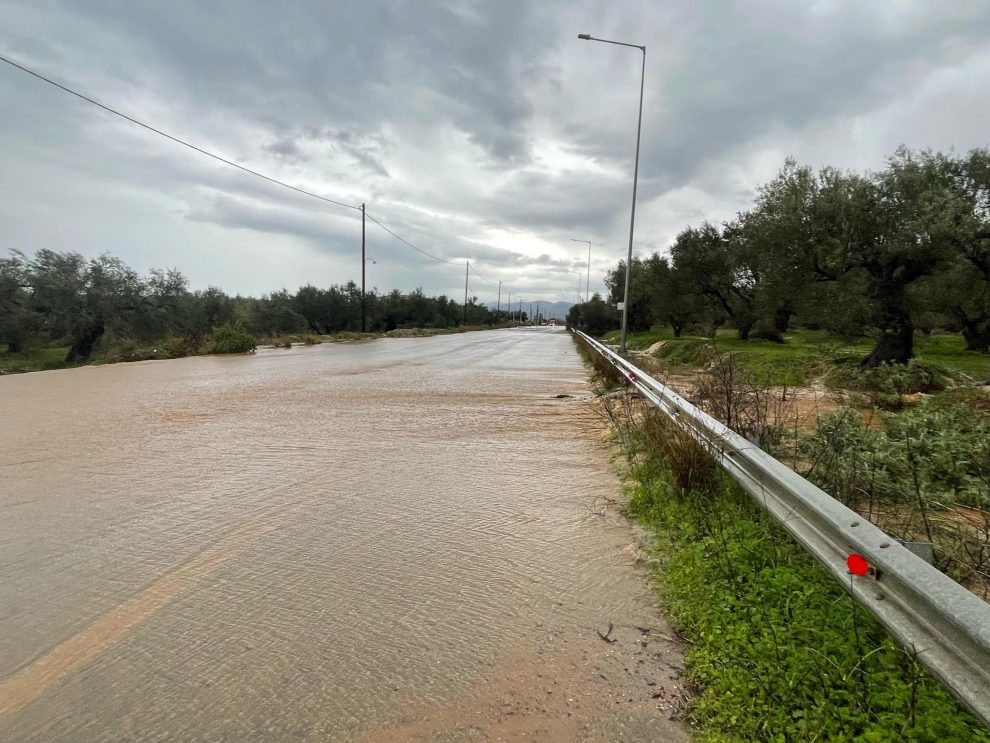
[0,53,362,212]
[363,211,461,266]
[1,52,513,280]
[469,263,498,284]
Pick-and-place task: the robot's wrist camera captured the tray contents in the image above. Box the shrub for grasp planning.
[803,403,990,510]
[210,322,256,354]
[826,360,946,408]
[161,335,205,358]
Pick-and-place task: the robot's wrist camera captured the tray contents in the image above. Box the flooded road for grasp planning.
[0,327,686,741]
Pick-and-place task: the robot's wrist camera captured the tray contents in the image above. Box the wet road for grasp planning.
[0,327,686,741]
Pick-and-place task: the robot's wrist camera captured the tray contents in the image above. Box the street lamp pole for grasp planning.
[570,238,592,301]
[463,261,469,325]
[572,271,583,304]
[578,33,645,354]
[361,203,366,333]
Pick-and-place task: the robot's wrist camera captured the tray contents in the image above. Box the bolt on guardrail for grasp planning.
[573,329,990,727]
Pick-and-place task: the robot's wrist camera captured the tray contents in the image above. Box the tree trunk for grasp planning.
[670,317,685,338]
[736,321,753,341]
[65,322,105,363]
[861,278,915,367]
[961,319,990,353]
[862,316,914,367]
[774,306,793,334]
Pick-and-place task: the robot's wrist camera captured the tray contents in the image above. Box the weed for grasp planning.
[627,460,988,740]
[615,408,990,740]
[694,350,795,449]
[801,401,990,595]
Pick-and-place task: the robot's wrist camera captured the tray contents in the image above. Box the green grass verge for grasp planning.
[0,345,70,374]
[603,328,990,386]
[627,446,990,742]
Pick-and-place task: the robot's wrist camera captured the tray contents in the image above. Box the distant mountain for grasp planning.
[485,300,573,320]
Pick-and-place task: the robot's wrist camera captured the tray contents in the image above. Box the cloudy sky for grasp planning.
[1,1,989,304]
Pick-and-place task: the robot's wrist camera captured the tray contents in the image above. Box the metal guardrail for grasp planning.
[573,329,990,726]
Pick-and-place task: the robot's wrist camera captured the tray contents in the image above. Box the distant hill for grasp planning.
[486,300,573,320]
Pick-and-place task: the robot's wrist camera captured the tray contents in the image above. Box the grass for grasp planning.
[0,345,70,374]
[621,413,990,742]
[603,328,990,386]
[579,330,990,739]
[916,333,990,380]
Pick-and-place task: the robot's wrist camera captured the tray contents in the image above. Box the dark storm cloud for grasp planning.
[42,0,550,164]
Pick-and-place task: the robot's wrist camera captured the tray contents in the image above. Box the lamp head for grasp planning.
[577,33,591,40]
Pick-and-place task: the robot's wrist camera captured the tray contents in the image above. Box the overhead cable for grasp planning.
[363,211,461,266]
[469,263,499,284]
[0,53,362,212]
[0,52,508,280]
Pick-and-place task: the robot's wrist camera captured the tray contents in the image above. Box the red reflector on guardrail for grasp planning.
[847,553,870,576]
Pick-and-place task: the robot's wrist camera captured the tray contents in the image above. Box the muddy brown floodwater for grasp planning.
[0,327,687,742]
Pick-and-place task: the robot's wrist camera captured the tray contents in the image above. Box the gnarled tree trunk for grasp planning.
[961,319,990,353]
[65,322,105,363]
[862,283,914,366]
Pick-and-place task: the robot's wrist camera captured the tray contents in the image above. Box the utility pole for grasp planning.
[497,280,501,314]
[529,303,533,325]
[361,203,366,333]
[536,301,539,324]
[508,291,511,324]
[463,261,469,325]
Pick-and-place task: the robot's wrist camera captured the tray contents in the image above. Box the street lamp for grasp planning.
[572,271,583,304]
[578,33,646,354]
[570,238,592,301]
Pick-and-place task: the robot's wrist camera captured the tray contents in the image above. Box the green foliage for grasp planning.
[209,322,256,354]
[0,249,517,375]
[803,402,990,510]
[566,294,620,336]
[826,360,946,408]
[0,344,70,374]
[161,335,205,359]
[600,147,990,366]
[625,424,989,741]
